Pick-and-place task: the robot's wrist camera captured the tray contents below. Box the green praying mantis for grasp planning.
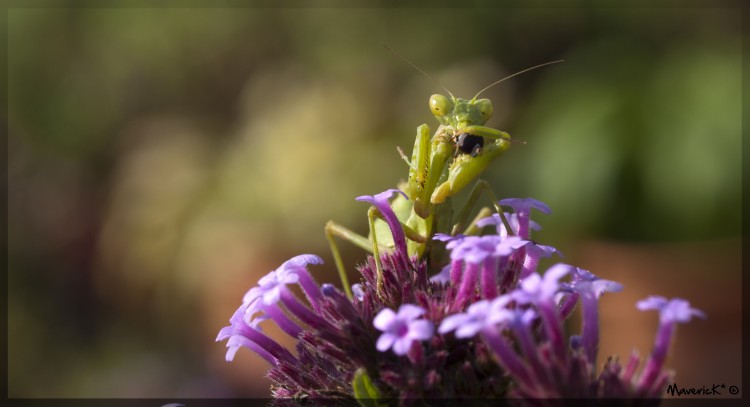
[325,53,563,299]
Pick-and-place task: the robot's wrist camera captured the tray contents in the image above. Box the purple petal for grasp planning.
[356,189,409,257]
[224,345,240,362]
[409,320,435,340]
[477,212,539,237]
[224,336,251,362]
[499,197,551,214]
[244,313,269,329]
[224,335,276,365]
[250,268,300,308]
[466,299,492,315]
[242,286,262,305]
[438,313,470,334]
[277,268,301,284]
[392,337,413,355]
[220,303,249,336]
[446,234,525,270]
[280,254,324,269]
[591,279,624,296]
[498,236,526,255]
[636,296,669,311]
[373,308,397,330]
[398,304,426,321]
[261,286,282,305]
[659,298,706,324]
[486,296,514,324]
[519,309,537,326]
[430,265,451,283]
[569,268,624,298]
[514,274,542,303]
[544,263,573,283]
[514,263,572,305]
[455,321,484,338]
[475,214,501,228]
[352,283,365,300]
[440,300,496,337]
[356,188,408,203]
[529,243,562,258]
[257,271,279,286]
[465,249,491,264]
[217,303,293,366]
[486,309,514,327]
[433,233,457,242]
[376,333,396,352]
[540,263,573,298]
[216,325,233,342]
[572,267,597,282]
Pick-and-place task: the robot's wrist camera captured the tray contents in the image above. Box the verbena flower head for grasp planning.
[217,190,704,403]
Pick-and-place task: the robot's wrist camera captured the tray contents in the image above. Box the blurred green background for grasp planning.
[7,5,742,398]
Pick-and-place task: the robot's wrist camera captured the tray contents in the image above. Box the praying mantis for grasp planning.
[325,54,563,299]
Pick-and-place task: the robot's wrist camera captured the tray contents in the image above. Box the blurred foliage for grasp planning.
[7,6,741,398]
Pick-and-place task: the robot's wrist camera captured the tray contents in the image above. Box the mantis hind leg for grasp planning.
[451,179,513,236]
[325,221,374,300]
[326,206,428,301]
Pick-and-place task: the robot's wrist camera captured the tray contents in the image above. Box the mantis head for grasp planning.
[429,95,493,130]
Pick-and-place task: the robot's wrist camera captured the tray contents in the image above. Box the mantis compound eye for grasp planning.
[474,98,493,120]
[429,94,452,117]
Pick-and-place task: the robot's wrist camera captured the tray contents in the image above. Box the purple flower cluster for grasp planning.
[217,190,704,403]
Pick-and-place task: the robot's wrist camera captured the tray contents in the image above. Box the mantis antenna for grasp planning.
[383,44,454,98]
[472,60,564,100]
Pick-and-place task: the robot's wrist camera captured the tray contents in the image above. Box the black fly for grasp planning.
[453,132,484,157]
